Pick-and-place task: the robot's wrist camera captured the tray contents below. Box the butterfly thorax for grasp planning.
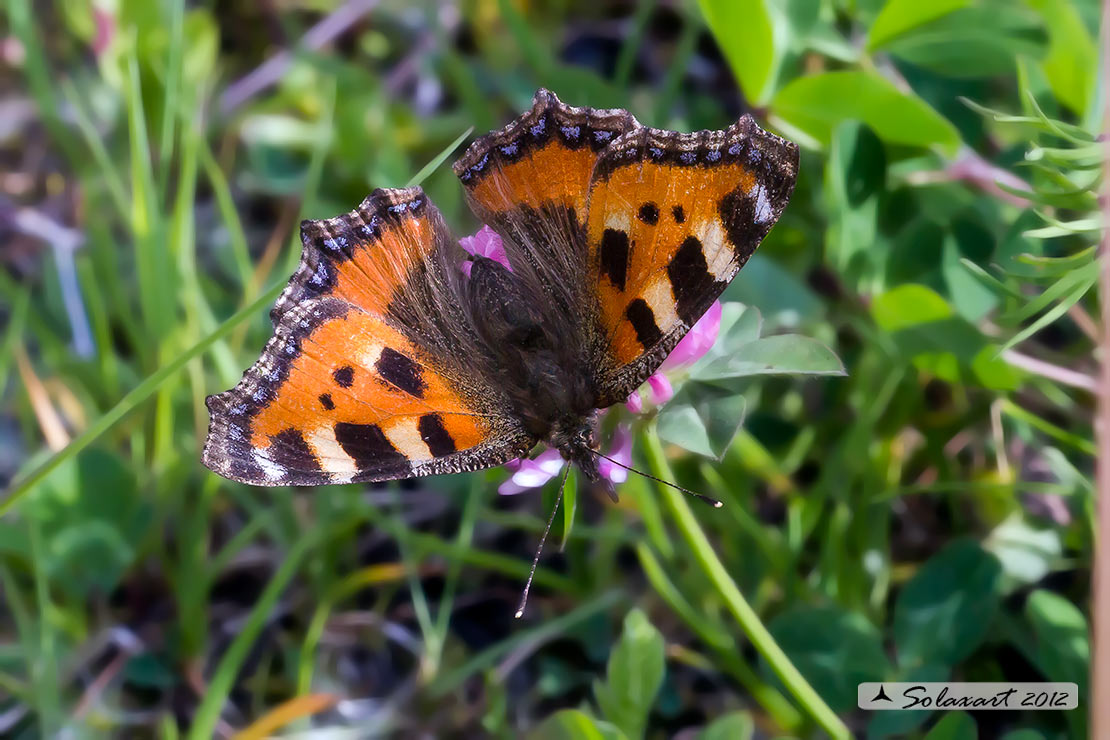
[467,256,603,478]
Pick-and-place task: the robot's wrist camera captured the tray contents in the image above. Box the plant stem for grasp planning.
[1090,0,1110,734]
[641,426,850,739]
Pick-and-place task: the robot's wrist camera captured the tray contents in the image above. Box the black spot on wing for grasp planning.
[719,186,765,263]
[600,228,630,292]
[375,347,426,398]
[418,414,457,457]
[667,236,723,325]
[268,428,321,473]
[333,366,354,388]
[319,393,335,410]
[335,422,410,472]
[626,298,662,349]
[672,205,685,223]
[637,202,659,225]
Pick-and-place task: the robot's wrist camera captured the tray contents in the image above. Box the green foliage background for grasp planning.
[0,0,1101,737]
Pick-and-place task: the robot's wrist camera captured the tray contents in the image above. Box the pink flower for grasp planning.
[459,225,512,276]
[625,390,644,413]
[647,374,674,405]
[498,426,633,495]
[663,300,722,369]
[92,7,115,57]
[627,300,722,408]
[498,448,565,495]
[596,426,632,484]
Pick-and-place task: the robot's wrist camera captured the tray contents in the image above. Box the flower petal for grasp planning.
[647,373,674,405]
[599,426,632,484]
[625,390,644,414]
[663,300,722,368]
[460,225,512,272]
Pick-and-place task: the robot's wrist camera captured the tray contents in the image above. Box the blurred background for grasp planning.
[0,0,1102,737]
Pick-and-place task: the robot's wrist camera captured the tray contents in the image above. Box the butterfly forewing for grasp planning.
[584,117,799,407]
[203,189,536,486]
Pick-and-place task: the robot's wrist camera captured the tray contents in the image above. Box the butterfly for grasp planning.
[203,89,798,496]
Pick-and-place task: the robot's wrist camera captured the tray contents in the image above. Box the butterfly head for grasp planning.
[549,412,611,492]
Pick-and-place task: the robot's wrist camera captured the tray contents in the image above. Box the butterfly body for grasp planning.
[203,90,797,488]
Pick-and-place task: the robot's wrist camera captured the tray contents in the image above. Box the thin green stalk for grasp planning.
[1001,398,1097,455]
[187,533,318,740]
[641,426,850,740]
[0,281,285,518]
[636,543,803,731]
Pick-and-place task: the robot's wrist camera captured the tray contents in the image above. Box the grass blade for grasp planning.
[0,281,284,518]
[641,426,850,739]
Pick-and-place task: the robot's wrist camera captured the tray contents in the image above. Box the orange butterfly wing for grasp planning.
[203,189,535,486]
[584,118,799,406]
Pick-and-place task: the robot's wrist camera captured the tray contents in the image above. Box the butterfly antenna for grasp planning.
[590,449,722,508]
[515,463,572,619]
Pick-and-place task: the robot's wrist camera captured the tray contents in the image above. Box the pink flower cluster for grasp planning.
[459,227,721,495]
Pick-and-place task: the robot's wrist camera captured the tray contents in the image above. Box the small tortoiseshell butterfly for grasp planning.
[203,90,798,493]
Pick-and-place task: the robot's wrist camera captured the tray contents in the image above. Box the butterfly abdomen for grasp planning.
[466,256,598,439]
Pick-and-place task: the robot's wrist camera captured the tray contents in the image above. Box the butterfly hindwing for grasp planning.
[585,117,799,406]
[204,189,536,486]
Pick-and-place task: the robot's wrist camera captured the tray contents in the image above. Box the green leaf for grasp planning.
[825,121,885,272]
[1027,0,1098,116]
[923,711,977,740]
[530,709,628,740]
[1000,731,1047,740]
[725,255,824,324]
[26,448,147,598]
[868,0,969,49]
[871,284,952,331]
[893,539,1002,668]
[698,710,754,740]
[714,303,763,355]
[866,663,949,738]
[1024,589,1089,687]
[771,71,960,153]
[943,236,997,322]
[561,467,578,550]
[881,4,1047,79]
[984,516,1062,588]
[970,346,1023,391]
[698,0,777,104]
[691,335,845,380]
[765,606,892,711]
[594,609,665,739]
[657,384,747,460]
